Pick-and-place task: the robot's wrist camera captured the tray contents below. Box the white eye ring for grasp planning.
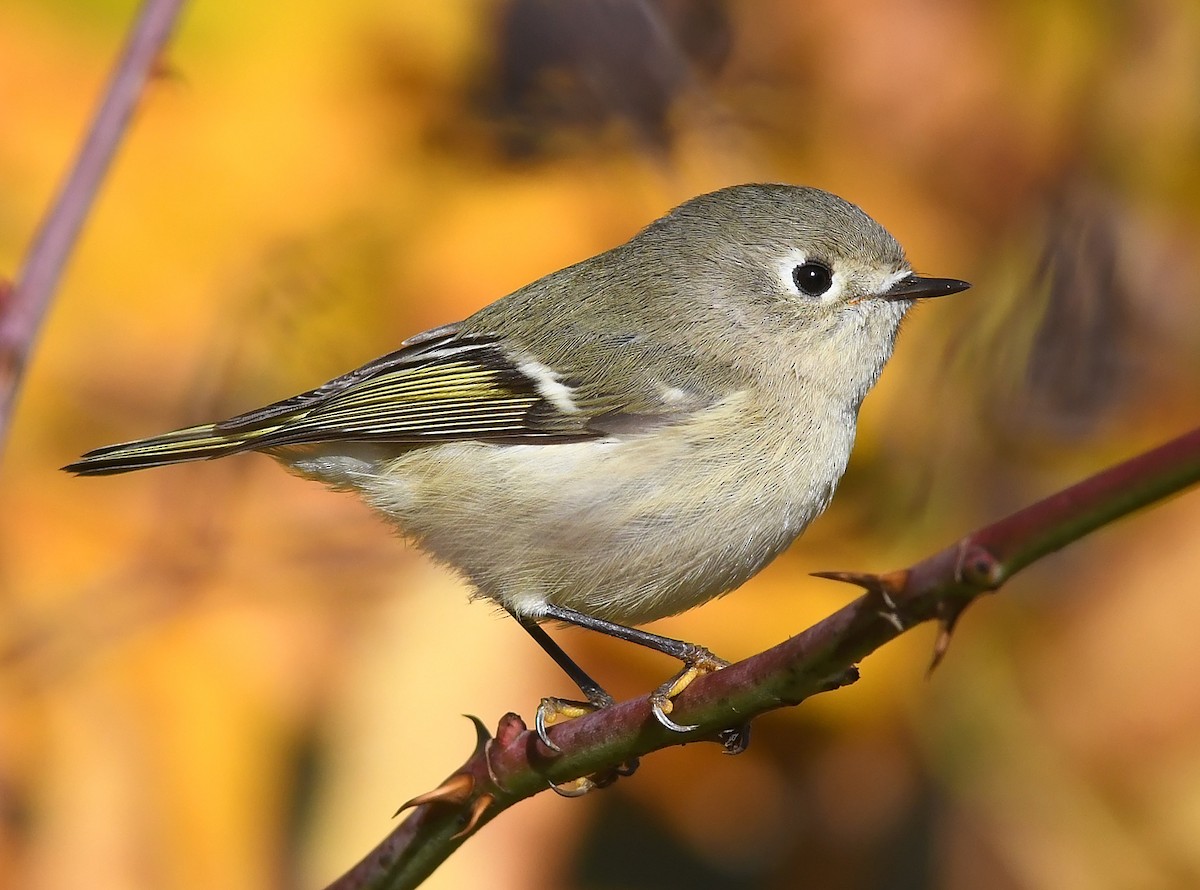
[777,250,845,303]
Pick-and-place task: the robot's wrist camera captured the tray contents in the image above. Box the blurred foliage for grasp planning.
[2,1,1199,889]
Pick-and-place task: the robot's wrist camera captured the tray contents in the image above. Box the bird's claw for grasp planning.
[535,693,615,752]
[718,723,751,754]
[534,693,637,794]
[648,647,729,734]
[547,756,637,797]
[549,776,596,797]
[650,695,700,733]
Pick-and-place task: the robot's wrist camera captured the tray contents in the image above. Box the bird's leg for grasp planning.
[513,614,640,795]
[538,604,731,737]
[512,616,615,751]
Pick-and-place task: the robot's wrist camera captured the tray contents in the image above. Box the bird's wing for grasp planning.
[212,324,640,449]
[65,321,738,475]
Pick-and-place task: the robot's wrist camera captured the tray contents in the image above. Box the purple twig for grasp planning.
[0,0,188,443]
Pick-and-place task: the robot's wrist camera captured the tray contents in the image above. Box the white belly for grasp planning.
[320,392,857,625]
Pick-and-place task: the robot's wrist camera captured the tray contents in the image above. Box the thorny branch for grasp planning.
[326,424,1200,890]
[8,11,1200,889]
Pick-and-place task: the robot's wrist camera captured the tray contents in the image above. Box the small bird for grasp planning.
[67,184,968,743]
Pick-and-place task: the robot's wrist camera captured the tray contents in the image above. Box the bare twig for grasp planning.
[0,0,188,444]
[326,424,1200,890]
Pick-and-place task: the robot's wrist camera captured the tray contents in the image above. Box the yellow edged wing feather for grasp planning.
[64,328,603,476]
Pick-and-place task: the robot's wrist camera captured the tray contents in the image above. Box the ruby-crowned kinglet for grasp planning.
[67,184,968,742]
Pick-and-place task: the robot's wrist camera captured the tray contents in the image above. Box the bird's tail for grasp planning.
[63,424,253,476]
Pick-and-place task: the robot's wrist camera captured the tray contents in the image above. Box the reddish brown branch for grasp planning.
[325,423,1200,890]
[970,426,1200,579]
[0,0,187,442]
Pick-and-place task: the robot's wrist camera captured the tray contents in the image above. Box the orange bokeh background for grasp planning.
[3,2,1200,889]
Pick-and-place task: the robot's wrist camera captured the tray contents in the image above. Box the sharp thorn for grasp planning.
[810,569,878,588]
[393,772,474,817]
[812,569,909,598]
[463,714,492,755]
[927,601,967,675]
[450,793,495,840]
[928,617,957,675]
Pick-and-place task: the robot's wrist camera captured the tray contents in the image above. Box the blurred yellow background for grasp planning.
[3,2,1200,888]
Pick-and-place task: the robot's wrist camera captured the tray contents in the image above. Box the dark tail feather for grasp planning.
[64,424,250,476]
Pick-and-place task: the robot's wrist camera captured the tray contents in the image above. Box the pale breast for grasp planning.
[348,390,857,625]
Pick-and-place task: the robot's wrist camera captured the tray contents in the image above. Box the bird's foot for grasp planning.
[535,694,639,796]
[547,757,639,798]
[649,646,729,733]
[534,692,615,752]
[717,723,751,754]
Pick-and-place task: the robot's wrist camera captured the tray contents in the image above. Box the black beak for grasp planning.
[881,274,971,301]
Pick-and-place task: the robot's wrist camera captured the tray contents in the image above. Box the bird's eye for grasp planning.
[792,261,833,297]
